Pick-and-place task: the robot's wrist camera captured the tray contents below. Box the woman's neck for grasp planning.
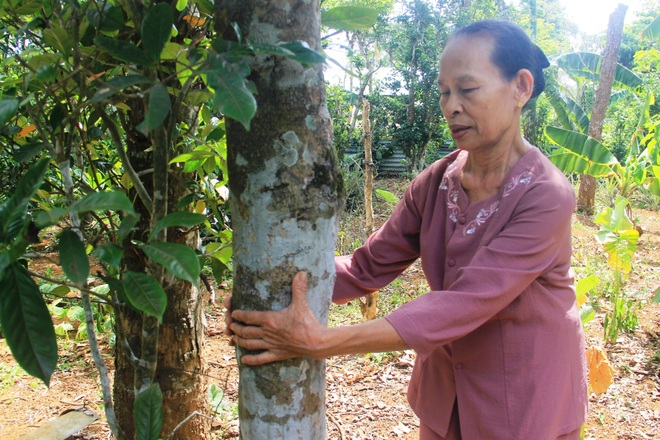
[461,137,531,202]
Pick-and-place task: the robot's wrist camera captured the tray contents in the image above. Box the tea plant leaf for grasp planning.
[87,2,125,32]
[134,383,164,440]
[206,58,256,130]
[70,190,135,214]
[91,75,153,103]
[142,3,173,65]
[122,272,167,321]
[137,83,171,134]
[652,287,660,303]
[278,41,325,67]
[149,212,207,241]
[59,229,90,286]
[43,26,74,57]
[140,242,200,285]
[0,98,19,126]
[95,36,147,65]
[0,156,49,241]
[93,243,124,269]
[118,213,140,242]
[0,263,57,387]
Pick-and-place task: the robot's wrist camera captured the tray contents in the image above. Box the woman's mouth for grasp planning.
[450,125,470,139]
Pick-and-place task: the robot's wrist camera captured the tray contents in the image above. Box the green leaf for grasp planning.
[42,27,74,57]
[0,263,57,386]
[375,189,398,204]
[69,190,135,214]
[576,274,600,298]
[209,256,228,283]
[555,52,643,89]
[122,272,167,321]
[250,43,296,58]
[175,0,187,11]
[580,305,595,326]
[0,98,19,126]
[93,243,124,269]
[193,0,214,16]
[2,0,42,15]
[87,2,125,32]
[0,251,10,276]
[140,242,200,285]
[59,229,90,286]
[643,15,660,41]
[321,6,380,31]
[279,41,325,67]
[0,157,49,241]
[652,286,660,303]
[150,212,207,241]
[91,75,153,103]
[95,36,147,65]
[35,208,68,229]
[134,383,164,440]
[545,126,619,176]
[142,3,173,65]
[137,83,171,134]
[206,61,256,131]
[36,65,57,83]
[118,213,140,242]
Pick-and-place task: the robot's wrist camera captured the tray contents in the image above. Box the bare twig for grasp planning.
[165,411,213,440]
[327,411,347,440]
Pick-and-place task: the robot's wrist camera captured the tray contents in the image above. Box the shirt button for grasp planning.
[448,259,456,267]
[458,216,466,224]
[454,363,463,371]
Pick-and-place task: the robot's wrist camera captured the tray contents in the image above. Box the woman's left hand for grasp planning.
[230,271,327,365]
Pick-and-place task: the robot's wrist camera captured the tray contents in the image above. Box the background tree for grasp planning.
[577,4,628,212]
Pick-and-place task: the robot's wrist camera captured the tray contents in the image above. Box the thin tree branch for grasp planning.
[98,108,153,208]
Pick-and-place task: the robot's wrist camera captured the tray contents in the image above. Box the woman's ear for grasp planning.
[514,69,534,105]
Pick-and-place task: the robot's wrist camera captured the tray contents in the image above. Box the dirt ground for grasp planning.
[0,190,659,439]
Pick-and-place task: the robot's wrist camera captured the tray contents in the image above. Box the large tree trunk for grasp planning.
[113,101,208,440]
[217,0,342,438]
[577,4,627,212]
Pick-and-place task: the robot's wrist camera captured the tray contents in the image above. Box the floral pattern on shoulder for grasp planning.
[440,161,461,222]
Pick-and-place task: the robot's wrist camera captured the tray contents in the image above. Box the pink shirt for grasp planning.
[334,148,588,439]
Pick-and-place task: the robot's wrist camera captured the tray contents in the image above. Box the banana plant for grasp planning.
[544,51,659,199]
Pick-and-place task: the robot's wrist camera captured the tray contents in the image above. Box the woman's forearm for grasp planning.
[315,318,410,359]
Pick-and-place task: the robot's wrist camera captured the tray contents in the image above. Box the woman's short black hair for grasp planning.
[451,20,550,99]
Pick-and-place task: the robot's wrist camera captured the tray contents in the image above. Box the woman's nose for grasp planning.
[441,94,461,117]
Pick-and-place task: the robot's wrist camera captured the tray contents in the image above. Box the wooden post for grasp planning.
[360,99,378,321]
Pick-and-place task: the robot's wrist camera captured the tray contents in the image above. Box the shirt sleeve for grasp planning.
[385,180,576,359]
[332,161,448,304]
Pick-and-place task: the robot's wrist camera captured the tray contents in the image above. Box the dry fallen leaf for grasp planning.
[586,346,616,395]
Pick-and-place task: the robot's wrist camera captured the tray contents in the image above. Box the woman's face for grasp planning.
[438,35,522,153]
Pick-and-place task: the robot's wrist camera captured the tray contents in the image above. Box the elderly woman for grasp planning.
[227,20,588,440]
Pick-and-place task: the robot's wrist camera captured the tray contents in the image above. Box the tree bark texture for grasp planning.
[216,0,343,438]
[361,100,378,321]
[114,108,208,439]
[577,4,627,213]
